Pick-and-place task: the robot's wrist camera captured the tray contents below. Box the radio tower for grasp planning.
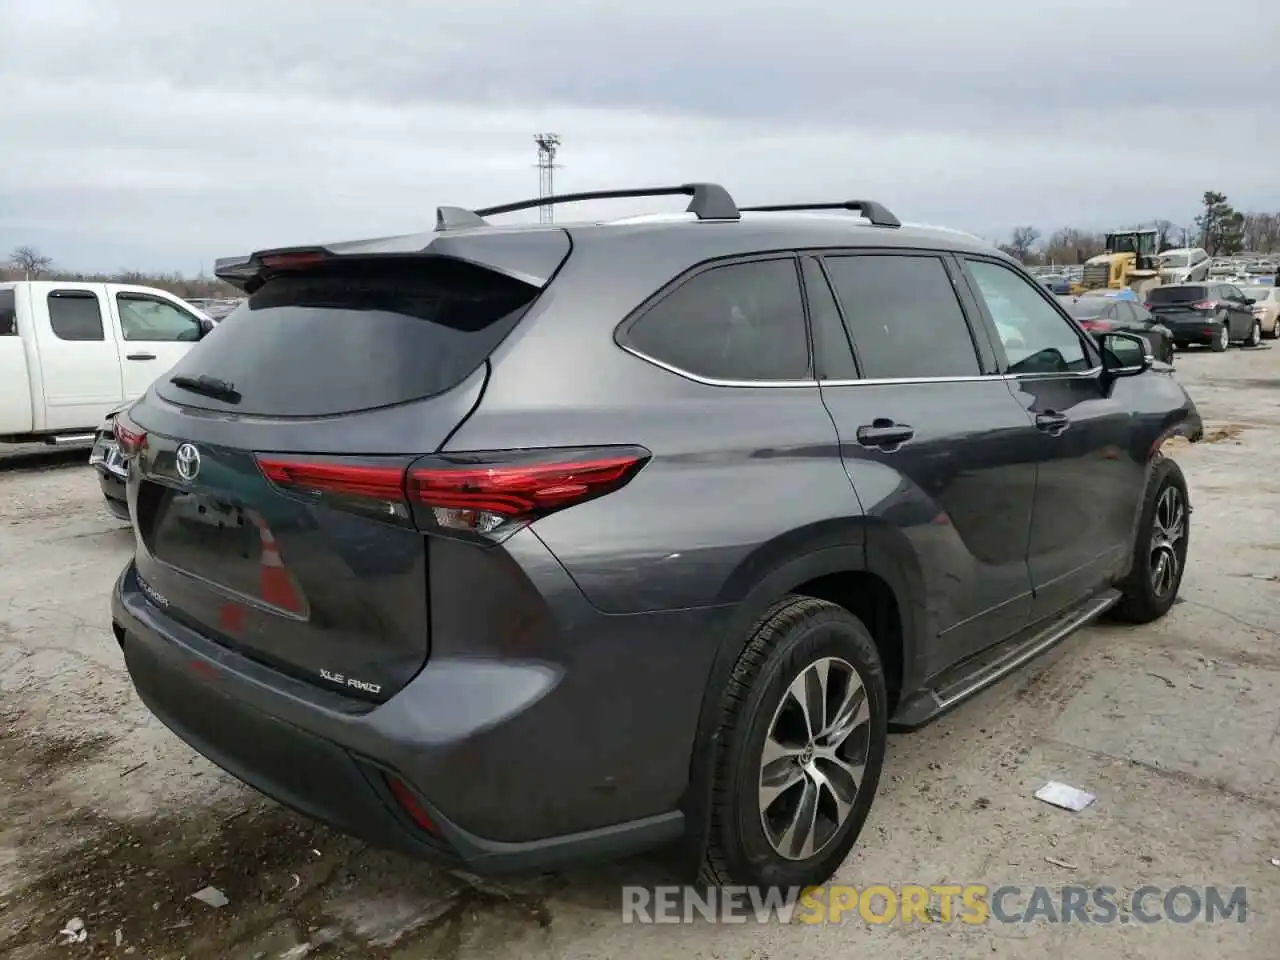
[534,133,562,223]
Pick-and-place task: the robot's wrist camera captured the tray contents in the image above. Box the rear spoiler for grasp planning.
[214,229,573,294]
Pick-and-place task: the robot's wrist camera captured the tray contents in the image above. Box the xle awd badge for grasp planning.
[175,443,201,482]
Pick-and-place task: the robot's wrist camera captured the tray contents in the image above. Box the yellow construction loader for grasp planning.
[1073,228,1163,298]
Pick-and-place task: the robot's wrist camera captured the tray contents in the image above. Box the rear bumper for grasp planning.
[111,561,694,874]
[1163,318,1223,342]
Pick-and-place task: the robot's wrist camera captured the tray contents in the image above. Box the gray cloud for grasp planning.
[3,0,1277,272]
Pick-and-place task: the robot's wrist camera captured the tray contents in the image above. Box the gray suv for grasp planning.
[109,184,1201,888]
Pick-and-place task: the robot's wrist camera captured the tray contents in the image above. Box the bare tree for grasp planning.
[999,226,1041,264]
[1042,227,1105,266]
[1153,219,1176,251]
[8,245,54,279]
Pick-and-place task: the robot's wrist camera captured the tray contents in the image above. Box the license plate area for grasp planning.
[90,438,127,478]
[147,489,265,599]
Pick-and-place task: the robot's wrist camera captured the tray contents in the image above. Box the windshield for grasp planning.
[1158,252,1191,266]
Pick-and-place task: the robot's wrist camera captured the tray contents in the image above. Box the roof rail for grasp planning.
[738,200,901,229]
[434,183,740,231]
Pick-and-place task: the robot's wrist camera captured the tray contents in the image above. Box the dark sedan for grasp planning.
[1057,294,1175,363]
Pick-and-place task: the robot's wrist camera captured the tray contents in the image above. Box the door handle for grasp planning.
[1035,412,1070,436]
[126,352,157,361]
[856,420,915,450]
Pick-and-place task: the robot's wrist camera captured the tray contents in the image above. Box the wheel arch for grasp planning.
[680,517,929,866]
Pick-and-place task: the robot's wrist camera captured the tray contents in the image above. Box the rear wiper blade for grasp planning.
[169,374,241,404]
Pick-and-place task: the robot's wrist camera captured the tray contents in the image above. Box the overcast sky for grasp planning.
[3,0,1276,274]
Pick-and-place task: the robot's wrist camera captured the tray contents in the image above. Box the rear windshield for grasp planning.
[1062,298,1108,318]
[1146,285,1208,304]
[157,259,539,416]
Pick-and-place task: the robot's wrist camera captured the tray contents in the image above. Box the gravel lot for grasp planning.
[2,347,1279,959]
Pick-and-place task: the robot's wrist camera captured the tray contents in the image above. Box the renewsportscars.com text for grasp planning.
[621,884,1248,925]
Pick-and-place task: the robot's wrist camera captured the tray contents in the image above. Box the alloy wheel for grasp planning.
[1219,325,1230,350]
[1149,486,1187,598]
[758,657,871,861]
[1249,320,1261,346]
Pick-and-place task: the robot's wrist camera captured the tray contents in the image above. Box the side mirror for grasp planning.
[198,318,215,338]
[1245,296,1257,304]
[1099,331,1152,378]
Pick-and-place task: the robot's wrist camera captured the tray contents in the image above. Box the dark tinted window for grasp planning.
[157,258,539,416]
[964,259,1090,374]
[0,289,15,336]
[823,254,980,379]
[626,258,809,381]
[48,291,105,341]
[1147,285,1208,304]
[801,258,856,380]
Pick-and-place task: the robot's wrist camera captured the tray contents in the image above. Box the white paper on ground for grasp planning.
[1034,781,1096,812]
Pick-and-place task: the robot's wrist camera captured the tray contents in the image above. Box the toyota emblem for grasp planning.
[175,443,201,482]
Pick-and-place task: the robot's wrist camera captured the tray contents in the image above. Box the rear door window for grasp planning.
[822,254,981,379]
[963,259,1091,374]
[157,258,541,416]
[48,291,106,341]
[624,258,810,382]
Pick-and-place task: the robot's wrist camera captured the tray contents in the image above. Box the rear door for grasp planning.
[108,286,207,399]
[1220,284,1254,339]
[33,284,126,431]
[959,256,1140,623]
[125,250,560,703]
[814,250,1038,669]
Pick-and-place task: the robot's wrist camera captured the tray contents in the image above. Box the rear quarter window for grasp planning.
[157,258,540,417]
[622,258,810,382]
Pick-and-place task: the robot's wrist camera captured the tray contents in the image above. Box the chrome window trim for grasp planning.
[620,341,1104,388]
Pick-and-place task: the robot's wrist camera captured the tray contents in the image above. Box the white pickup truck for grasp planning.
[0,280,214,444]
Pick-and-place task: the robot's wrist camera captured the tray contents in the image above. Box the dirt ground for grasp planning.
[2,345,1279,960]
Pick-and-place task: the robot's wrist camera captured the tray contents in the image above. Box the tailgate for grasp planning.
[124,251,559,702]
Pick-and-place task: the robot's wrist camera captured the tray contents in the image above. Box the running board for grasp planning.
[890,589,1120,731]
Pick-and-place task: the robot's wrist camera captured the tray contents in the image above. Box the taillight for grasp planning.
[256,456,414,524]
[1142,302,1154,310]
[1077,318,1112,332]
[255,446,651,539]
[113,416,146,458]
[407,446,651,539]
[1191,300,1216,311]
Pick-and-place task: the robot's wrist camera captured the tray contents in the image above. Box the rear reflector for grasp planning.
[254,446,651,539]
[1191,300,1216,311]
[384,774,438,835]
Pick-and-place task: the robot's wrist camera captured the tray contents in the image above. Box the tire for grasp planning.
[1111,455,1190,624]
[1211,321,1229,352]
[700,596,888,889]
[1268,319,1280,340]
[1245,319,1262,348]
